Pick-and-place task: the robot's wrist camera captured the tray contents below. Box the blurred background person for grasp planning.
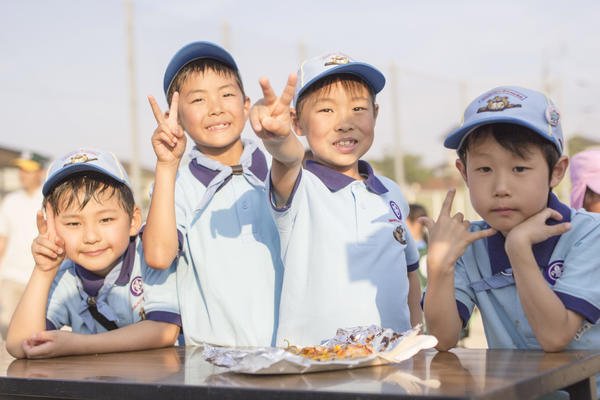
[570,148,600,213]
[0,151,47,341]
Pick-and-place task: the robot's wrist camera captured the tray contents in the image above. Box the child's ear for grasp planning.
[550,155,569,188]
[291,109,304,137]
[374,103,379,120]
[243,96,251,119]
[129,206,142,236]
[455,159,468,184]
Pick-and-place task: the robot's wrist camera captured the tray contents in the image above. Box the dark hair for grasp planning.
[408,204,428,222]
[43,172,135,218]
[166,58,245,106]
[457,123,561,180]
[295,73,376,119]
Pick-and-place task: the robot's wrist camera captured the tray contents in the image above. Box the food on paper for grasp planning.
[202,325,438,374]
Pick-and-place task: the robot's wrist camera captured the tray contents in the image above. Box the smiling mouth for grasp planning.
[83,249,106,257]
[333,138,358,153]
[206,122,230,131]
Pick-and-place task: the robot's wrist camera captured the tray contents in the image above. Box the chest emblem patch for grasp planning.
[393,225,407,245]
[544,260,564,285]
[130,276,143,296]
[389,201,402,220]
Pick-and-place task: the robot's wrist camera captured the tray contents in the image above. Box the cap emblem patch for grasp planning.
[545,105,560,127]
[63,153,98,167]
[324,55,350,66]
[477,96,522,113]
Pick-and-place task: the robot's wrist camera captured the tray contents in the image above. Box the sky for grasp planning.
[1,0,599,172]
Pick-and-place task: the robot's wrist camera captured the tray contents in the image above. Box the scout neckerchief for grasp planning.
[188,139,268,212]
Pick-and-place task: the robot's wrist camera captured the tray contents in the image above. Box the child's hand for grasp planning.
[32,204,65,272]
[250,74,297,141]
[420,189,496,278]
[22,330,76,359]
[505,207,571,254]
[148,92,187,166]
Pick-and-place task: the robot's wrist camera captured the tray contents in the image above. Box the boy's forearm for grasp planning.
[262,134,304,206]
[507,245,582,351]
[68,320,180,355]
[407,270,423,329]
[143,163,180,270]
[6,268,56,358]
[423,270,462,351]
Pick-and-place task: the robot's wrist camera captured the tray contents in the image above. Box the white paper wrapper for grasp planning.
[202,325,438,375]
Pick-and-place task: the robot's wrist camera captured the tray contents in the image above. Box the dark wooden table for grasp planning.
[0,344,599,399]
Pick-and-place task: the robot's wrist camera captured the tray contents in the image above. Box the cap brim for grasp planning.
[13,159,41,172]
[163,42,238,95]
[42,163,126,196]
[294,62,385,107]
[444,116,559,152]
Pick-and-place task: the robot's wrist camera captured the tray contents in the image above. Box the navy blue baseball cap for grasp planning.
[163,41,238,96]
[293,52,386,108]
[445,86,564,154]
[43,148,132,196]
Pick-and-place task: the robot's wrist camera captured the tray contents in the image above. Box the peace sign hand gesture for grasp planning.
[31,203,65,273]
[420,189,496,278]
[250,74,297,141]
[148,92,187,166]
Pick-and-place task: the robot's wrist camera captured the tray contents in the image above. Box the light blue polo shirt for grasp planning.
[273,160,420,346]
[429,193,600,350]
[172,139,284,347]
[46,234,181,333]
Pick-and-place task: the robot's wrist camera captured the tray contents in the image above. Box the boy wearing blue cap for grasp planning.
[143,42,283,346]
[422,87,600,364]
[250,53,422,346]
[6,149,181,359]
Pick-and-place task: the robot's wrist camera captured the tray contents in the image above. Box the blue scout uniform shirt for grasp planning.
[437,193,600,350]
[46,234,181,333]
[272,160,420,346]
[172,138,284,347]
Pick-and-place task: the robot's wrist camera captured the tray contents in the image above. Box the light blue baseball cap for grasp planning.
[43,148,132,196]
[293,52,386,108]
[444,86,564,154]
[163,41,238,96]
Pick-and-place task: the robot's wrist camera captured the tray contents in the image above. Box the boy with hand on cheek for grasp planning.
[144,42,283,347]
[422,87,600,362]
[6,149,181,359]
[251,53,422,346]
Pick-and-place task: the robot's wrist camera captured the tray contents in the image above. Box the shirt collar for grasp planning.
[188,147,268,187]
[75,236,137,295]
[304,159,388,194]
[487,192,571,275]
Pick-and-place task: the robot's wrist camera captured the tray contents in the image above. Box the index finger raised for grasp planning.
[148,95,166,124]
[438,188,457,218]
[168,92,179,122]
[36,209,47,235]
[258,78,278,106]
[278,73,298,108]
[44,202,57,238]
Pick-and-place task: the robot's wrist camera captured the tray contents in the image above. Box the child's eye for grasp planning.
[191,98,204,103]
[353,107,366,111]
[476,166,491,173]
[223,93,235,97]
[100,217,113,223]
[513,166,529,173]
[65,221,80,227]
[318,108,333,113]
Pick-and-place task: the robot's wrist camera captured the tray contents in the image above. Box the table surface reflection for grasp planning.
[1,344,599,399]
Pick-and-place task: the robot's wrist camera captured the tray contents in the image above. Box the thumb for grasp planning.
[418,216,435,232]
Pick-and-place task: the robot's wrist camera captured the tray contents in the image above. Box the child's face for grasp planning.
[293,82,378,179]
[54,190,141,277]
[583,189,600,213]
[177,69,250,160]
[456,134,566,236]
